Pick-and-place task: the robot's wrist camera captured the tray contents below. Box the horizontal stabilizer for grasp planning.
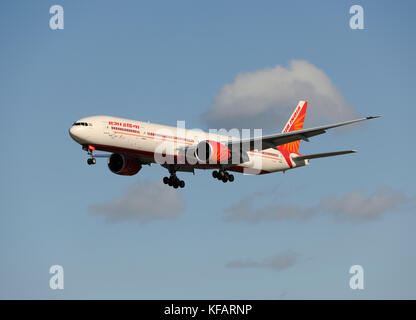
[293,150,357,161]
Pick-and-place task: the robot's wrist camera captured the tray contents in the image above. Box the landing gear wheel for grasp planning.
[165,166,186,189]
[228,174,234,182]
[87,158,96,165]
[212,171,218,179]
[222,176,228,183]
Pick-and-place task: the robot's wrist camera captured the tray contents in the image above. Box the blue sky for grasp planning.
[0,0,415,299]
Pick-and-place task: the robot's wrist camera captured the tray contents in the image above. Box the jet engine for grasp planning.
[107,153,142,176]
[194,140,230,163]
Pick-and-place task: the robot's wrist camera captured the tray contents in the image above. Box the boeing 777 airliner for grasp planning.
[69,101,379,188]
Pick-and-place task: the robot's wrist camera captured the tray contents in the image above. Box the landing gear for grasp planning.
[212,169,234,183]
[163,174,185,188]
[86,145,96,165]
[163,167,185,188]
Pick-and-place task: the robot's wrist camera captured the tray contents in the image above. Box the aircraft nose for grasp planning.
[69,122,91,144]
[69,126,78,140]
[69,125,86,143]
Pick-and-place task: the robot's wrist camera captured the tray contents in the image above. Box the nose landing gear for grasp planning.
[212,170,234,183]
[86,145,96,165]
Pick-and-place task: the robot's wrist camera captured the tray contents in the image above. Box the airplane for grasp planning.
[69,101,379,188]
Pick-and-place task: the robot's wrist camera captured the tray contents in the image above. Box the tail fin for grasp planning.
[279,101,308,153]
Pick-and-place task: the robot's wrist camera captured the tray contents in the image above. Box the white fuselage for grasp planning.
[69,115,306,175]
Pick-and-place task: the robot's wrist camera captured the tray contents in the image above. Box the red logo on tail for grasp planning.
[279,101,308,154]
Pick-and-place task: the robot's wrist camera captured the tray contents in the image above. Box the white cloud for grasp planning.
[202,60,358,130]
[320,187,405,222]
[89,181,185,224]
[226,250,299,272]
[224,196,315,223]
[224,187,405,223]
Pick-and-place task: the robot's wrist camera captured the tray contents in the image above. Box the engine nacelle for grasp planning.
[195,140,230,163]
[107,153,142,176]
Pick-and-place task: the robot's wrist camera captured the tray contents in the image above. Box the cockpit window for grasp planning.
[72,122,90,126]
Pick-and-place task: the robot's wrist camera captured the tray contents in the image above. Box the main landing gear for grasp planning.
[163,174,185,189]
[163,166,185,189]
[212,170,234,183]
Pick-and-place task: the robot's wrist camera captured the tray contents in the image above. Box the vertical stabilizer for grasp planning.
[278,101,308,153]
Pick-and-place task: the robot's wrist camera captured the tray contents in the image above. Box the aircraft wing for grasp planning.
[176,115,379,165]
[225,116,380,151]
